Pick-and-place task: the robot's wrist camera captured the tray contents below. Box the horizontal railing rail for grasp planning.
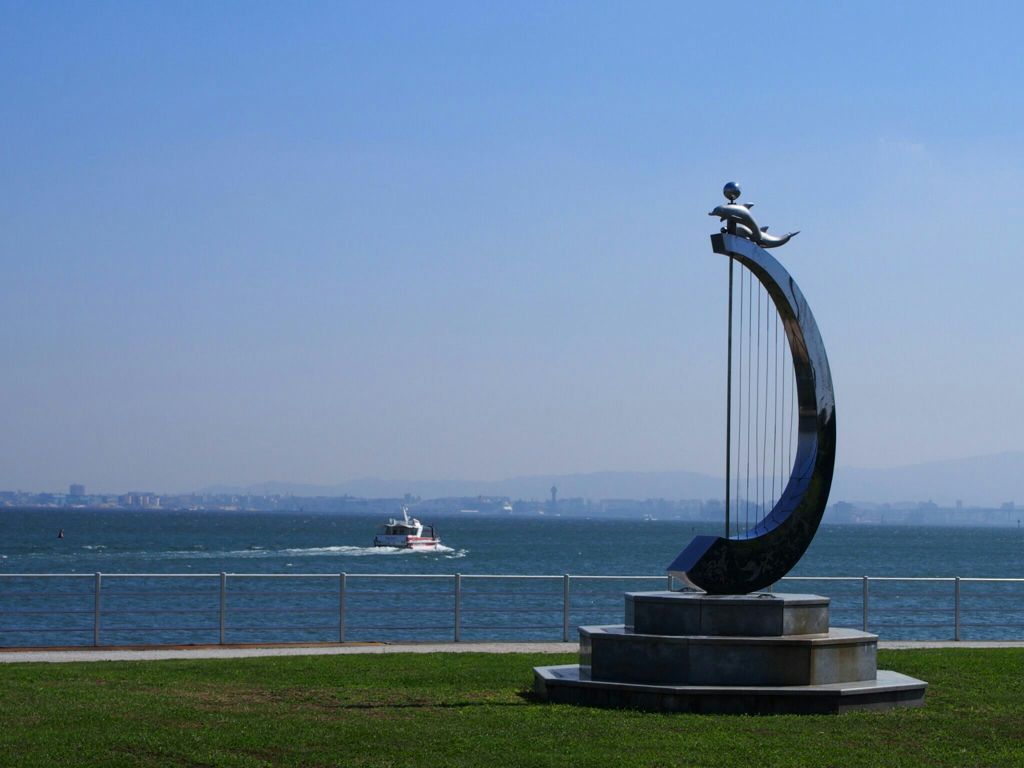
[2,572,1024,648]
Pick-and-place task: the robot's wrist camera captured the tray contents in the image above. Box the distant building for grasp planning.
[69,483,85,497]
[550,486,557,506]
[117,492,161,509]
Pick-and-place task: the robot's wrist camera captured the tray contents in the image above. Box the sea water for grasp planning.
[1,508,1022,646]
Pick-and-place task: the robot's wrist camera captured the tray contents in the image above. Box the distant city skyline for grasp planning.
[3,449,1023,509]
[3,4,1024,493]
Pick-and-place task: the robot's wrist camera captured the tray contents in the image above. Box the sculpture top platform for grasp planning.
[626,591,829,637]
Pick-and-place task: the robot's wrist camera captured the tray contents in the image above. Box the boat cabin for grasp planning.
[380,520,421,536]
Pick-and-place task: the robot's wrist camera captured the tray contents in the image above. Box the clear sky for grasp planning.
[2,2,1023,493]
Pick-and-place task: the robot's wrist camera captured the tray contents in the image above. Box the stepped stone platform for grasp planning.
[534,591,927,714]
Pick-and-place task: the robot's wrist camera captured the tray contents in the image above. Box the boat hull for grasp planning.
[373,535,442,550]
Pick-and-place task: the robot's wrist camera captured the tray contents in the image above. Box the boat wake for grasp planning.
[8,543,469,562]
[282,544,466,558]
[281,545,415,557]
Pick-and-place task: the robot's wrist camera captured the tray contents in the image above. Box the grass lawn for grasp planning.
[0,649,1022,767]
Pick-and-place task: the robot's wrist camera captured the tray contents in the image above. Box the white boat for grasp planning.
[373,506,442,550]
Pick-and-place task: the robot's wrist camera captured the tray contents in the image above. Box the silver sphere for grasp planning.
[723,181,741,202]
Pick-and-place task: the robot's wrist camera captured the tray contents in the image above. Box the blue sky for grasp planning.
[2,2,1023,492]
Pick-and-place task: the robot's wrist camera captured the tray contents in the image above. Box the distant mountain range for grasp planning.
[200,470,725,503]
[830,451,1024,507]
[201,451,1024,507]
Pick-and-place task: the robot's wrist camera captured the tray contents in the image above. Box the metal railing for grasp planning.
[2,572,1023,648]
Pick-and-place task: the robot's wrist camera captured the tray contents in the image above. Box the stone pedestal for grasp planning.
[534,592,927,714]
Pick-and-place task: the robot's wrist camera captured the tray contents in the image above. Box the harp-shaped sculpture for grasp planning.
[668,192,836,594]
[534,186,927,713]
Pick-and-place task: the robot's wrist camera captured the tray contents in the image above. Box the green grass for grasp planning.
[0,649,1022,767]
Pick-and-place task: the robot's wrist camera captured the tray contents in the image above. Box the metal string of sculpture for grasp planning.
[668,183,836,594]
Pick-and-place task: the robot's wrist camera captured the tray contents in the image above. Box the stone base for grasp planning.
[534,664,928,715]
[533,592,927,714]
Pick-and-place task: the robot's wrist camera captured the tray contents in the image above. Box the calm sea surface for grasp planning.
[2,508,1023,646]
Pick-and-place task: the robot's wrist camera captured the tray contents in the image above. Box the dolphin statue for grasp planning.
[709,203,799,249]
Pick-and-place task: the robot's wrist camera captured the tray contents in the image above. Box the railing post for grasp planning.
[562,574,570,642]
[667,574,673,591]
[219,572,227,645]
[454,573,462,642]
[339,573,347,643]
[862,576,869,632]
[93,572,102,647]
[954,577,961,641]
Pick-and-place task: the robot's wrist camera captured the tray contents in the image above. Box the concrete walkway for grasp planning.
[0,642,578,663]
[1,640,1023,664]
